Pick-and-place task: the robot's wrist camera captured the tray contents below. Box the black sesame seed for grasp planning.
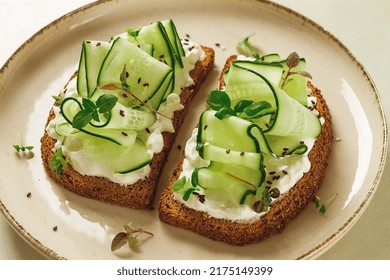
[269,188,281,198]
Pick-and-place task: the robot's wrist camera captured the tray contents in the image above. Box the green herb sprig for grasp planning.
[13,145,34,153]
[13,132,34,158]
[314,193,338,214]
[236,33,263,58]
[71,94,118,129]
[48,147,68,177]
[111,224,153,252]
[206,90,272,120]
[280,52,313,89]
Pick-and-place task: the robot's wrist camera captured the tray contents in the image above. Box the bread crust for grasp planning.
[40,46,215,209]
[158,56,332,245]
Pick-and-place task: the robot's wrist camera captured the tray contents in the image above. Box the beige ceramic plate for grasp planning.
[0,0,387,259]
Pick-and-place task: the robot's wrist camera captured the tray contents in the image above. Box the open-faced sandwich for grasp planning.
[41,20,215,208]
[158,52,332,245]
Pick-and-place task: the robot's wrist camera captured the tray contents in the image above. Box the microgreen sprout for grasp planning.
[314,193,338,214]
[236,33,263,58]
[48,147,68,177]
[111,224,153,252]
[206,90,272,120]
[71,94,118,129]
[280,52,313,89]
[13,132,34,158]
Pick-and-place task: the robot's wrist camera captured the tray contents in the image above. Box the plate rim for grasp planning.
[0,0,388,260]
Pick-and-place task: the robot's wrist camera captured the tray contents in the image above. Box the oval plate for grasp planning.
[0,0,387,259]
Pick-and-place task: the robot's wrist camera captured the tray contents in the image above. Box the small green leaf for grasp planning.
[96,94,118,114]
[172,176,186,192]
[234,100,253,113]
[13,145,21,152]
[236,33,262,57]
[319,205,326,214]
[127,236,139,248]
[214,107,236,120]
[123,224,133,235]
[72,110,94,129]
[48,147,67,177]
[191,169,199,187]
[126,27,141,37]
[82,98,96,112]
[243,101,272,119]
[207,90,231,111]
[182,188,196,201]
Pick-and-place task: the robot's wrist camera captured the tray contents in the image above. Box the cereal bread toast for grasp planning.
[41,45,215,209]
[158,55,332,245]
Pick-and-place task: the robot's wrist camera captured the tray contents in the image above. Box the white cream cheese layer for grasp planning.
[46,39,204,185]
[174,128,315,222]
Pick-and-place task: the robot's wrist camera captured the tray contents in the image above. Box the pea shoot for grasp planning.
[111,224,153,252]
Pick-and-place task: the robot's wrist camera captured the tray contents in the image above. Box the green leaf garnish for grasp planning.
[126,27,141,37]
[314,193,338,214]
[207,90,231,111]
[13,145,34,152]
[172,176,186,192]
[71,94,118,129]
[214,107,236,120]
[236,33,262,58]
[13,132,34,158]
[96,94,119,114]
[111,224,153,252]
[281,52,313,88]
[48,147,68,177]
[182,187,197,201]
[234,100,254,113]
[241,101,272,119]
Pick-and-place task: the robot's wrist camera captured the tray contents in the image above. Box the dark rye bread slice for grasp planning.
[40,46,215,209]
[158,55,332,246]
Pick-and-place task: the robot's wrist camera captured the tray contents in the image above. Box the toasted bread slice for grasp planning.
[41,46,215,209]
[158,55,332,245]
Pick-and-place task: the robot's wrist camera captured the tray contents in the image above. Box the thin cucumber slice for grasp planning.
[65,136,150,174]
[224,63,279,107]
[197,110,260,153]
[196,162,263,205]
[199,142,263,170]
[230,65,321,139]
[161,19,185,68]
[77,40,110,97]
[95,37,173,109]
